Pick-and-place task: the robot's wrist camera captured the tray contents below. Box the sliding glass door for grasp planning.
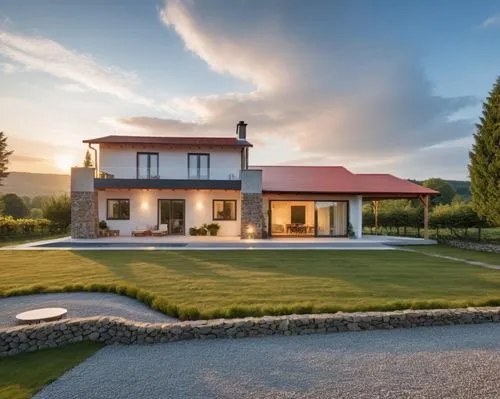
[269,200,348,237]
[158,200,185,235]
[316,201,348,236]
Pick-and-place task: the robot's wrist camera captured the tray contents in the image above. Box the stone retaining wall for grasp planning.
[2,307,500,357]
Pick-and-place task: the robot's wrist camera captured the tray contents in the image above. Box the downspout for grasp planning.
[88,143,98,178]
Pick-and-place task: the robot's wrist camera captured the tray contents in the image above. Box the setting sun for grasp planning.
[54,154,75,172]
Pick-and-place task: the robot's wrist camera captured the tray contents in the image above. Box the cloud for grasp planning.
[146,0,477,161]
[0,29,153,106]
[10,154,48,164]
[1,62,17,73]
[56,83,87,93]
[480,14,500,29]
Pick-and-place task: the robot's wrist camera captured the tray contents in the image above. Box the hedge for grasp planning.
[0,216,52,238]
[363,202,490,240]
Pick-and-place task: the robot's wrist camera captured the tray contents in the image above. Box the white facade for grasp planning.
[99,189,241,236]
[99,144,242,180]
[76,140,366,238]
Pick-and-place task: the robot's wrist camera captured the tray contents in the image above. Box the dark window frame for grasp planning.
[157,199,186,235]
[187,153,210,180]
[136,152,159,179]
[106,199,130,220]
[212,199,237,221]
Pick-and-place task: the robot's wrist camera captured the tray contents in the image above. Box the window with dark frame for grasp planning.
[137,152,159,179]
[107,199,130,220]
[188,153,209,180]
[213,200,237,221]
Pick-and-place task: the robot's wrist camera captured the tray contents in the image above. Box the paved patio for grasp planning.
[6,235,436,250]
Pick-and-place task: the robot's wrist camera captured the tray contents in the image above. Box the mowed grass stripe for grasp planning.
[1,249,500,319]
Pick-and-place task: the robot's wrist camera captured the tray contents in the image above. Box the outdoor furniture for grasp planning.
[16,307,67,325]
[132,229,152,237]
[98,229,120,237]
[151,229,168,237]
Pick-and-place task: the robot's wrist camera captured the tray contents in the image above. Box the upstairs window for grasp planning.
[188,153,209,180]
[137,152,159,179]
[107,199,130,220]
[213,200,237,221]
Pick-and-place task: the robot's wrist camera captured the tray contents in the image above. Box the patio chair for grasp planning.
[151,228,168,237]
[131,228,152,237]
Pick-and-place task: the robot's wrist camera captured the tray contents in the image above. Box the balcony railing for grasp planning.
[96,167,241,181]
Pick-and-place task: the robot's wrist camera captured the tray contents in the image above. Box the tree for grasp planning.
[0,132,14,186]
[422,178,456,206]
[469,76,500,226]
[1,193,28,218]
[43,194,71,232]
[29,208,44,218]
[30,195,49,210]
[83,150,93,167]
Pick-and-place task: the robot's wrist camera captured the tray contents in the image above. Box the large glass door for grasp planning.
[315,201,348,236]
[158,200,185,235]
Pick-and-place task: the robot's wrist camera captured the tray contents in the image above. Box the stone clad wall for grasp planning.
[241,193,263,238]
[1,307,500,357]
[71,191,98,239]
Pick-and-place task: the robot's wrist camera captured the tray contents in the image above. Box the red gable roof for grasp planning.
[257,166,438,197]
[83,135,252,147]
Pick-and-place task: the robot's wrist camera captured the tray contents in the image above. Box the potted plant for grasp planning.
[206,223,221,236]
[189,227,198,236]
[198,224,208,236]
[347,223,356,238]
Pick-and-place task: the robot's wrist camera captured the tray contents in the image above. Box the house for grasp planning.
[71,121,437,239]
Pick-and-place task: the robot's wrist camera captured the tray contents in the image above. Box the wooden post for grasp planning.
[419,195,429,240]
[373,200,379,234]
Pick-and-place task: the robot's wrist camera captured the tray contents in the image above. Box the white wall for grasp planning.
[99,144,242,180]
[348,195,363,238]
[98,189,241,236]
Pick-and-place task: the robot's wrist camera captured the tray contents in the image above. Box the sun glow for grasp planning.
[54,154,75,172]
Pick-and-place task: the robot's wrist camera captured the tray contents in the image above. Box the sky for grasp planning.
[0,0,499,179]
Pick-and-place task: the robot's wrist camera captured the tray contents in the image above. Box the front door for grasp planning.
[158,200,185,235]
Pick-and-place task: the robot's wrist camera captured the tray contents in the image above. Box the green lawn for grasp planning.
[0,233,68,248]
[1,249,500,319]
[363,226,500,244]
[407,245,500,265]
[0,342,103,399]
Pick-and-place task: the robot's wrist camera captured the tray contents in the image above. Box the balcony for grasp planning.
[94,166,242,190]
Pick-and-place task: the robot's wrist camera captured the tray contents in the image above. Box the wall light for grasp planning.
[246,225,255,239]
[196,202,204,210]
[141,201,149,210]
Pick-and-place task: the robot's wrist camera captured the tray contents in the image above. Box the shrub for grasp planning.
[99,220,108,230]
[189,223,219,236]
[43,194,71,233]
[0,216,52,237]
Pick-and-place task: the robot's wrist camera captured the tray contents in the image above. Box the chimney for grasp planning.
[236,120,247,140]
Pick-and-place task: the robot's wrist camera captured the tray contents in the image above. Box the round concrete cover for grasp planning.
[16,307,67,323]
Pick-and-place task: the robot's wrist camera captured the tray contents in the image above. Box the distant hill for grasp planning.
[413,179,471,201]
[0,172,70,197]
[446,180,471,200]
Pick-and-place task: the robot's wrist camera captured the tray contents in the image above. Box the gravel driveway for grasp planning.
[35,323,500,399]
[0,293,176,328]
